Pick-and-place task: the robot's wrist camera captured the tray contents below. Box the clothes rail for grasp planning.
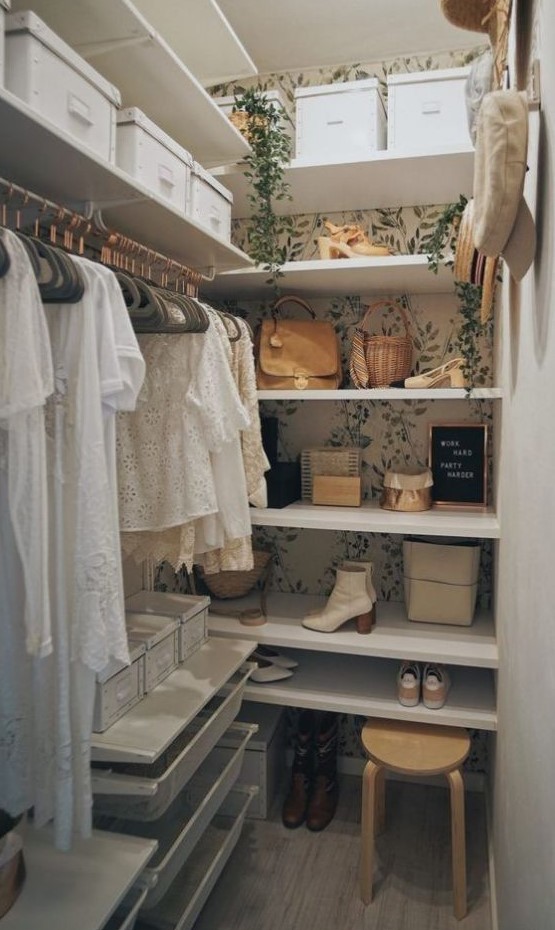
[0,176,207,294]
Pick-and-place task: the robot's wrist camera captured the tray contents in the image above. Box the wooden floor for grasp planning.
[194,777,491,930]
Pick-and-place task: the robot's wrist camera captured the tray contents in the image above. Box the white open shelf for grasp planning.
[250,500,500,538]
[208,593,498,669]
[213,144,475,218]
[0,87,251,273]
[11,0,251,167]
[243,650,496,731]
[2,822,156,930]
[90,637,254,764]
[201,254,453,299]
[258,387,503,401]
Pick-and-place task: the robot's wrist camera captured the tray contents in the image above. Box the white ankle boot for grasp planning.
[341,559,377,603]
[302,566,375,634]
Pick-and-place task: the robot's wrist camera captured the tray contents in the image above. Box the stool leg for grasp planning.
[375,766,386,835]
[447,768,467,920]
[360,760,381,905]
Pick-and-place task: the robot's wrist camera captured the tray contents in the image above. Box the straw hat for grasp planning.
[453,199,499,323]
[440,0,512,88]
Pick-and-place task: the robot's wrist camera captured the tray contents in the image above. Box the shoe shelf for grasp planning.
[11,0,251,168]
[208,593,498,669]
[250,500,500,538]
[0,87,252,273]
[212,144,475,218]
[1,821,157,930]
[257,387,503,400]
[201,254,454,299]
[241,650,496,731]
[90,636,255,765]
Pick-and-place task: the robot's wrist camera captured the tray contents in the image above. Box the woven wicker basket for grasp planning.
[228,110,268,141]
[196,550,273,600]
[350,300,413,388]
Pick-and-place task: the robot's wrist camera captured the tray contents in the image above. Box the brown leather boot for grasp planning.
[306,713,339,832]
[282,710,315,829]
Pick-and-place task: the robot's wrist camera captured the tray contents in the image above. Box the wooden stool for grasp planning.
[360,718,471,920]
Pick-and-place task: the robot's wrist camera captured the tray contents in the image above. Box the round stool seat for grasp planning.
[361,719,470,776]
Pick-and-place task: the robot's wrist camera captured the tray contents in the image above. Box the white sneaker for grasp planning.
[422,664,451,709]
[397,661,421,706]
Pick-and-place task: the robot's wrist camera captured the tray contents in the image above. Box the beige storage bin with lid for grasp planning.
[294,78,386,164]
[5,10,121,162]
[125,612,178,693]
[0,0,10,87]
[387,67,471,151]
[403,536,481,626]
[188,161,233,241]
[125,590,209,664]
[116,107,192,211]
[93,641,146,734]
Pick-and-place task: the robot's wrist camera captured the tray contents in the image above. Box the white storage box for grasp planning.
[116,108,192,211]
[216,89,295,146]
[93,642,146,734]
[0,1,10,87]
[5,11,121,163]
[294,78,386,164]
[387,67,471,151]
[403,537,481,626]
[125,612,178,693]
[235,702,285,819]
[125,590,209,664]
[188,161,233,241]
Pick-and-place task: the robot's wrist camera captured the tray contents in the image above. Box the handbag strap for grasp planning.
[359,299,411,337]
[272,295,315,320]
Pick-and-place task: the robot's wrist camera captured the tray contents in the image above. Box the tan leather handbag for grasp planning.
[255,296,341,391]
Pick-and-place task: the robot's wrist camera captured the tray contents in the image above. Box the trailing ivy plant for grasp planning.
[425,193,487,388]
[233,87,294,294]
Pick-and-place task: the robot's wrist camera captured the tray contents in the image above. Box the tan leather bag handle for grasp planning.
[359,299,411,337]
[272,295,315,320]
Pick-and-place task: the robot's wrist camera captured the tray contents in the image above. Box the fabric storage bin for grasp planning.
[188,161,233,241]
[380,466,433,512]
[92,668,251,821]
[125,612,178,693]
[235,702,285,819]
[93,642,146,734]
[5,11,120,163]
[216,89,295,146]
[294,79,386,164]
[125,591,209,664]
[387,67,471,151]
[403,536,481,626]
[0,1,10,87]
[116,108,192,210]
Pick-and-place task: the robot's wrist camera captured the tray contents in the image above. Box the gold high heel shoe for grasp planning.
[404,358,467,389]
[318,220,394,260]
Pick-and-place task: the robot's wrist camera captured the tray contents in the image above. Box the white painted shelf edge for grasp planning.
[242,650,496,730]
[257,388,503,400]
[90,636,255,764]
[208,593,498,668]
[1,822,157,930]
[250,500,500,538]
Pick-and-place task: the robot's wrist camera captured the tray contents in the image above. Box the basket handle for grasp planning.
[359,299,411,337]
[272,295,315,320]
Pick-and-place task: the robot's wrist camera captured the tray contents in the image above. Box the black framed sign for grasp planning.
[428,423,488,507]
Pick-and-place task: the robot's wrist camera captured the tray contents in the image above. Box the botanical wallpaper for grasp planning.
[162,48,493,772]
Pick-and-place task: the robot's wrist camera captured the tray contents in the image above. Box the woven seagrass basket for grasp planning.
[350,300,413,388]
[195,549,273,600]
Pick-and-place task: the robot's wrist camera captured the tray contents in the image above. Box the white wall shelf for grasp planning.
[243,650,497,730]
[0,87,251,272]
[213,144,474,218]
[250,500,500,538]
[2,823,156,930]
[208,593,498,669]
[201,255,453,299]
[258,387,503,401]
[11,0,251,168]
[90,637,254,765]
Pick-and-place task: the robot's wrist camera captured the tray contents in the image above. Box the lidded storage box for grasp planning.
[125,612,178,693]
[125,590,209,664]
[294,78,386,164]
[5,10,121,163]
[188,161,233,241]
[116,108,192,210]
[387,67,471,151]
[403,536,481,626]
[93,642,146,734]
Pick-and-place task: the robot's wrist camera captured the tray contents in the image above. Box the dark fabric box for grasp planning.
[266,462,301,509]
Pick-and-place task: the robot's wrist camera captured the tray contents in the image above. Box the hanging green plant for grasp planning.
[425,194,488,388]
[232,87,294,293]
